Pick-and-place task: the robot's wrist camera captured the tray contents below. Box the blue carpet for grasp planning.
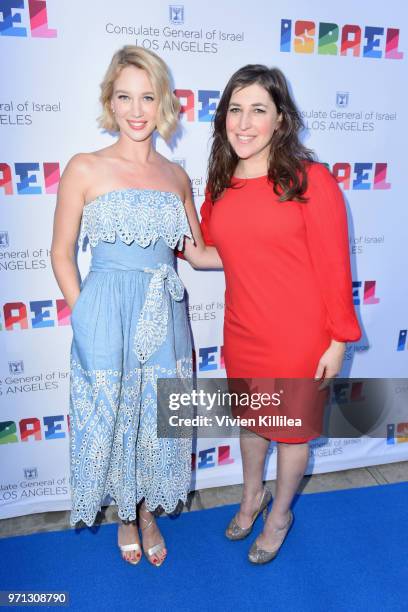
[1,483,407,612]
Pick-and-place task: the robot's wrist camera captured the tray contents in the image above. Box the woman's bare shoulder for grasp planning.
[64,151,99,176]
[63,148,116,191]
[148,152,189,199]
[167,158,191,196]
[59,153,106,205]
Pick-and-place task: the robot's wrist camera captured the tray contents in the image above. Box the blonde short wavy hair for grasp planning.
[98,45,180,142]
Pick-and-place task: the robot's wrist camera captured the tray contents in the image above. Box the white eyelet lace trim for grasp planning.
[69,357,193,526]
[78,189,193,249]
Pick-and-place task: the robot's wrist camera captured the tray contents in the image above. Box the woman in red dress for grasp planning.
[200,65,361,564]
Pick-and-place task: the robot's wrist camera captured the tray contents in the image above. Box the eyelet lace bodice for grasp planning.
[78,188,193,250]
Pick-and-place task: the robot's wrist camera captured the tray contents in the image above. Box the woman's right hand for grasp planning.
[69,289,82,314]
[173,164,223,270]
[314,340,346,390]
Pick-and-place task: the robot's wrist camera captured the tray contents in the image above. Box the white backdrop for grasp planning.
[1,0,407,519]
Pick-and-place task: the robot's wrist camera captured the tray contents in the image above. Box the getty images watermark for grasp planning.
[157,378,329,439]
[167,388,302,429]
[157,378,408,440]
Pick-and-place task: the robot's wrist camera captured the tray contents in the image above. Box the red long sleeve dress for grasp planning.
[200,162,361,442]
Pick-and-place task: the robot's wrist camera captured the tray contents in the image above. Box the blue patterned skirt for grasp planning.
[69,236,192,527]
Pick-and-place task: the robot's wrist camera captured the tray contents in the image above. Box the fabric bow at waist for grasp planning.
[134,263,185,364]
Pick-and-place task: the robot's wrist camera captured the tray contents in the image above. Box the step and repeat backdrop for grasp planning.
[1,1,407,519]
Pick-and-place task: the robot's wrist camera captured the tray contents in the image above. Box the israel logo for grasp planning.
[24,467,38,480]
[169,5,184,24]
[172,158,186,168]
[9,361,24,374]
[336,92,349,108]
[0,231,9,248]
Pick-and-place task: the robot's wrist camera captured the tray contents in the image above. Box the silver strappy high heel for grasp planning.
[225,487,272,541]
[139,514,167,567]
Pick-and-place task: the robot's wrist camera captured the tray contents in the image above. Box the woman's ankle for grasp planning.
[241,485,264,505]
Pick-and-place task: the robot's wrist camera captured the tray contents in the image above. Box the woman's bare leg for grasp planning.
[138,501,167,565]
[257,441,309,550]
[234,429,270,528]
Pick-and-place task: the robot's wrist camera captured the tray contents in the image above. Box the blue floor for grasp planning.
[1,483,407,612]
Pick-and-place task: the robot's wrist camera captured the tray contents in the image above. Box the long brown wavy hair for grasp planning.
[207,64,314,202]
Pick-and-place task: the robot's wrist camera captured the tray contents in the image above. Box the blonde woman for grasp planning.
[51,46,221,566]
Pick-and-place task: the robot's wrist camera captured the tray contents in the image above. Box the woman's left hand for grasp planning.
[314,340,346,389]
